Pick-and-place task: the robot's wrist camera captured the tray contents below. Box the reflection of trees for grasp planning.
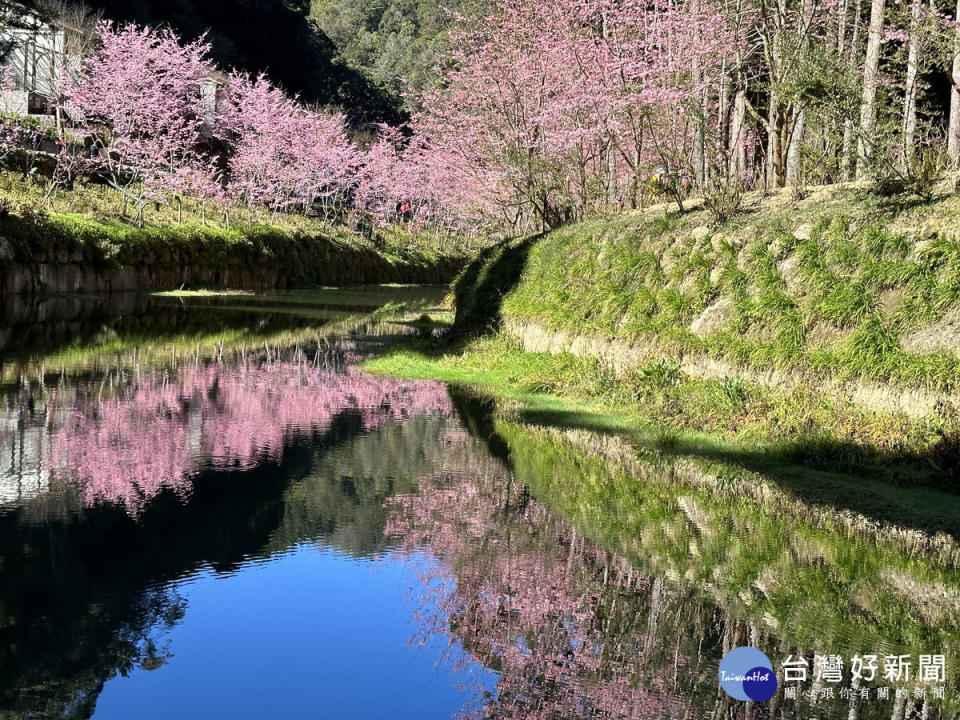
[271,414,457,557]
[0,503,190,720]
[0,287,445,367]
[1,359,453,514]
[0,360,457,718]
[389,421,955,719]
[389,434,716,720]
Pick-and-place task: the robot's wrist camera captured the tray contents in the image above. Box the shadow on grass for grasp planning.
[451,233,543,336]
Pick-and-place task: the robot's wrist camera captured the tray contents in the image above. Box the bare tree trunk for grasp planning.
[890,692,907,720]
[719,70,731,166]
[731,87,748,175]
[787,109,805,184]
[856,0,886,178]
[787,0,816,185]
[767,98,781,188]
[842,0,863,179]
[693,106,707,184]
[901,0,922,168]
[949,0,960,163]
[691,0,707,184]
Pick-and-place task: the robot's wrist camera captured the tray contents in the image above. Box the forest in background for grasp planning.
[24,0,408,123]
[10,0,960,238]
[310,0,473,108]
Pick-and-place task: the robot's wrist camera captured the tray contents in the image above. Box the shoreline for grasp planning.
[0,211,466,295]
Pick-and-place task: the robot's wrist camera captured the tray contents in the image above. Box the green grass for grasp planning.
[0,207,465,288]
[365,334,960,489]
[0,171,473,289]
[0,170,482,256]
[367,336,960,707]
[458,186,960,392]
[152,289,256,297]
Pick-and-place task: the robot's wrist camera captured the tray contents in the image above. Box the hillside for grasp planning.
[486,185,960,398]
[372,184,960,489]
[310,0,475,108]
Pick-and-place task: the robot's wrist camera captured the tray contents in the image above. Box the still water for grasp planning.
[0,289,957,719]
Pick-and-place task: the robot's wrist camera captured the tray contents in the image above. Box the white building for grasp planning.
[0,1,69,116]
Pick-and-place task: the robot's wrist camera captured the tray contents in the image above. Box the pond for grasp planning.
[0,289,957,719]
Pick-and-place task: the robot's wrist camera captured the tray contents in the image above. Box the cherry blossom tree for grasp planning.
[355,125,484,230]
[216,73,360,218]
[61,21,216,224]
[417,0,737,229]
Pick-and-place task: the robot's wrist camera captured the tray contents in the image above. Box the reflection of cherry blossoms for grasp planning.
[388,447,699,720]
[47,361,453,514]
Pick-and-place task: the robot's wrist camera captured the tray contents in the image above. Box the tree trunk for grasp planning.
[766,97,782,188]
[856,0,886,178]
[890,692,907,720]
[842,0,863,179]
[693,107,707,185]
[949,0,960,163]
[787,0,816,185]
[730,87,748,175]
[901,0,922,168]
[787,109,805,185]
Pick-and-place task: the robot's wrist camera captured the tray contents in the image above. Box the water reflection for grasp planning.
[5,361,451,513]
[0,291,957,719]
[390,422,960,718]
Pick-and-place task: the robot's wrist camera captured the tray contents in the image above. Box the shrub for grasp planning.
[871,147,946,203]
[702,174,744,225]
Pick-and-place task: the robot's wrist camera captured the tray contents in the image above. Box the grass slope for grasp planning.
[0,172,472,290]
[370,184,960,490]
[484,185,960,390]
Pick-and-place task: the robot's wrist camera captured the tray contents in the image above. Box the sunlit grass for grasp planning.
[478,186,960,392]
[365,332,960,489]
[152,289,256,297]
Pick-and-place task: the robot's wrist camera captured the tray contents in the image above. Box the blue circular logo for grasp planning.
[719,647,778,702]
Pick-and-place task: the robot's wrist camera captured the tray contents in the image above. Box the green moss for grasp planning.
[0,210,465,288]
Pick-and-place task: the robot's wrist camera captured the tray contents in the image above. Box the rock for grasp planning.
[919,220,939,239]
[793,223,814,241]
[806,321,848,349]
[0,236,12,261]
[745,323,775,343]
[709,265,724,286]
[877,289,902,315]
[776,253,803,295]
[690,297,735,338]
[912,239,935,259]
[902,305,960,356]
[691,225,710,241]
[677,273,697,294]
[711,233,731,254]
